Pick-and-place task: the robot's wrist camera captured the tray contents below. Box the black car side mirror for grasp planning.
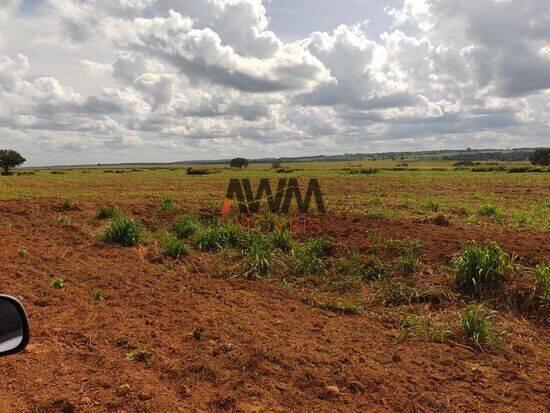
[0,295,30,357]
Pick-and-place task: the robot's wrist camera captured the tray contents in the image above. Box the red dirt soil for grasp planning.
[0,199,548,412]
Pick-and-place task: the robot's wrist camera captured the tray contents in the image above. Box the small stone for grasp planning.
[324,385,341,398]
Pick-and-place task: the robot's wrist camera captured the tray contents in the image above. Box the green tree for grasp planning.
[529,148,549,166]
[0,149,26,175]
[230,157,249,169]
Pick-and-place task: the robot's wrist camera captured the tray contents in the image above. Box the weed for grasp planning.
[174,215,202,239]
[303,237,332,258]
[156,197,178,211]
[243,233,274,278]
[56,215,70,225]
[398,314,452,342]
[162,234,190,259]
[394,251,419,274]
[50,278,65,289]
[100,215,145,246]
[96,203,120,220]
[61,199,78,210]
[125,349,152,362]
[476,204,503,220]
[91,288,104,301]
[385,238,423,256]
[331,253,386,289]
[455,242,509,297]
[365,209,389,219]
[270,228,293,252]
[533,262,549,300]
[303,297,363,315]
[425,197,441,212]
[460,304,506,350]
[193,225,228,251]
[222,222,249,248]
[18,248,26,258]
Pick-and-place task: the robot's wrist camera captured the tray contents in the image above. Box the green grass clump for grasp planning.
[91,288,104,301]
[162,234,190,259]
[96,203,120,220]
[223,222,249,248]
[455,242,509,297]
[243,233,274,278]
[174,215,202,239]
[100,215,145,246]
[331,253,386,288]
[534,262,549,300]
[270,228,293,252]
[50,278,64,289]
[193,225,228,251]
[460,304,506,350]
[425,197,441,212]
[156,197,178,211]
[476,204,503,220]
[394,251,419,275]
[292,237,333,275]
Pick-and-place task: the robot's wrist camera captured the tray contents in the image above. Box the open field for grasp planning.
[0,162,549,412]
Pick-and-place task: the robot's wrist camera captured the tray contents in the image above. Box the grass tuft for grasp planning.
[162,234,190,259]
[174,215,202,239]
[533,261,549,300]
[50,278,65,289]
[156,197,178,211]
[96,203,120,220]
[100,215,145,246]
[476,204,503,220]
[460,304,506,350]
[455,242,509,298]
[270,228,293,252]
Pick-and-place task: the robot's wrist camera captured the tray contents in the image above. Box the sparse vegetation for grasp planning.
[270,228,293,252]
[56,215,70,225]
[398,314,452,342]
[476,203,503,220]
[460,304,506,350]
[96,203,120,219]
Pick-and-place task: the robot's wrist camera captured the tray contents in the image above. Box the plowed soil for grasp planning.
[0,198,548,412]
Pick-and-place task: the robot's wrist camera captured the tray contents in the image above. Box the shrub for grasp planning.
[455,242,509,297]
[162,234,190,259]
[100,215,145,246]
[96,203,120,220]
[476,204,503,219]
[156,197,178,211]
[50,278,65,289]
[270,228,293,252]
[534,262,549,300]
[460,304,506,350]
[348,168,379,175]
[174,215,202,239]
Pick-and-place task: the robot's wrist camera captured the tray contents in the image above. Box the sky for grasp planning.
[0,0,549,166]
